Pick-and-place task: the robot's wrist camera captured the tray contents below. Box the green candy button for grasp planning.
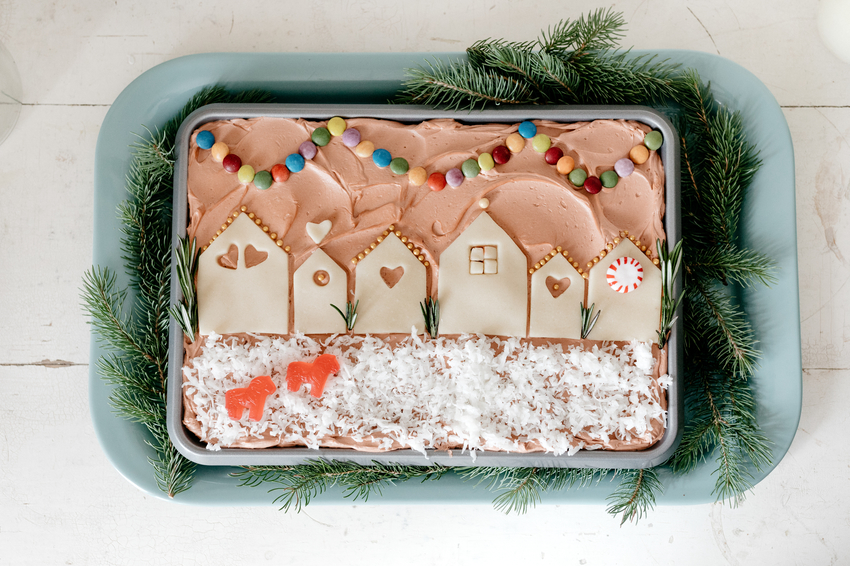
[644,130,663,151]
[312,127,331,147]
[568,168,587,187]
[389,157,409,175]
[461,158,480,178]
[531,133,551,153]
[253,170,273,190]
[600,170,619,188]
[478,152,495,171]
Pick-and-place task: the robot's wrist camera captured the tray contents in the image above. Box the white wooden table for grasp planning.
[1,1,847,563]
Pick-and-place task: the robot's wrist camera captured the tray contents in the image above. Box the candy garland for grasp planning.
[195,118,664,195]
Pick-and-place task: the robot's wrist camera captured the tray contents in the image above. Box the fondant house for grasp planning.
[439,212,527,336]
[353,230,426,334]
[292,248,348,334]
[197,213,289,335]
[586,238,662,342]
[528,251,584,339]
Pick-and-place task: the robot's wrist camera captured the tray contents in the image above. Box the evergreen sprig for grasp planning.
[168,236,199,339]
[420,296,440,338]
[580,302,601,339]
[331,300,360,331]
[232,460,450,512]
[82,85,274,497]
[605,468,662,525]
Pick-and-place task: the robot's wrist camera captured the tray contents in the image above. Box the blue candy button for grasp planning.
[196,130,215,150]
[285,153,305,173]
[372,149,392,168]
[518,121,537,139]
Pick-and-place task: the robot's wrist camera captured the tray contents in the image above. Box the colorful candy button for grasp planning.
[271,163,290,183]
[544,147,563,165]
[196,130,215,150]
[614,158,635,177]
[629,145,649,165]
[253,170,273,190]
[518,121,537,139]
[532,134,551,153]
[600,170,619,188]
[461,158,480,178]
[237,165,255,184]
[446,168,464,188]
[478,152,495,172]
[584,176,602,194]
[328,117,346,137]
[211,142,229,162]
[568,168,587,187]
[312,127,331,147]
[556,155,575,175]
[408,166,427,186]
[390,157,409,175]
[355,140,375,158]
[299,140,318,160]
[342,128,361,148]
[222,153,242,173]
[506,133,525,153]
[492,145,511,164]
[644,131,663,151]
[428,172,447,191]
[286,153,305,173]
[372,149,392,168]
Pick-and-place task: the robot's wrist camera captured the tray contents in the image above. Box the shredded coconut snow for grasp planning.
[183,333,669,456]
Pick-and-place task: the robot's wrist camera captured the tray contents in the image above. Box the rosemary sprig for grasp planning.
[580,302,601,339]
[657,238,684,348]
[331,300,359,331]
[420,296,440,338]
[167,236,198,340]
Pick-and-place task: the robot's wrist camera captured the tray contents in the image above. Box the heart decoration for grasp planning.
[306,219,332,244]
[218,244,239,269]
[546,276,571,298]
[244,244,268,268]
[380,266,404,289]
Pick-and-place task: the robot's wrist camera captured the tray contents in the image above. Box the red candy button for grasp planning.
[428,172,447,191]
[271,163,290,183]
[286,354,340,399]
[584,176,602,194]
[544,147,564,165]
[225,375,277,421]
[492,145,511,165]
[222,153,242,173]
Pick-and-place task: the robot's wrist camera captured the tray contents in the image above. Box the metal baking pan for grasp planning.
[167,103,682,469]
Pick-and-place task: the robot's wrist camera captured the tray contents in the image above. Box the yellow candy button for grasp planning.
[355,140,375,158]
[556,155,575,175]
[408,166,427,186]
[328,117,346,137]
[506,133,525,153]
[629,145,649,165]
[210,142,229,162]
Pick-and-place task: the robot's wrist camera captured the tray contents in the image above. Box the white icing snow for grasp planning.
[184,333,668,456]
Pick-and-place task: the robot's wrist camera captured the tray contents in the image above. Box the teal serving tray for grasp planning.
[91,51,801,505]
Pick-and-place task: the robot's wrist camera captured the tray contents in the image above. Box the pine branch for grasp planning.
[82,85,274,498]
[232,461,449,512]
[606,469,662,525]
[688,246,776,288]
[537,8,626,56]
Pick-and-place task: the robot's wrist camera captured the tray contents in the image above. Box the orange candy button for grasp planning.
[556,155,575,175]
[629,145,650,165]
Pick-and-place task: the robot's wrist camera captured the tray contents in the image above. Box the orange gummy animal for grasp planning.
[225,375,277,421]
[286,354,340,399]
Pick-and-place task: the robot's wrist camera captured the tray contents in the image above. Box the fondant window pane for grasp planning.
[469,246,498,275]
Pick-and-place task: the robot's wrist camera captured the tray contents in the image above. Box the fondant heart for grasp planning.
[244,244,268,268]
[380,266,404,289]
[546,276,571,298]
[218,244,238,269]
[306,219,332,244]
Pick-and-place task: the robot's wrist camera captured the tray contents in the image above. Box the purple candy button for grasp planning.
[342,128,361,148]
[446,168,464,188]
[299,140,318,160]
[614,158,635,177]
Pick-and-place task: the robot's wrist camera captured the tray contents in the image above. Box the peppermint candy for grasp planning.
[607,256,643,293]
